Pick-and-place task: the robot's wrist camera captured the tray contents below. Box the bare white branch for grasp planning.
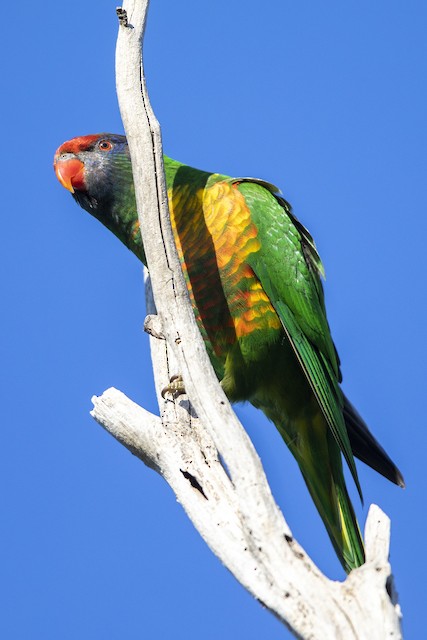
[89,2,403,637]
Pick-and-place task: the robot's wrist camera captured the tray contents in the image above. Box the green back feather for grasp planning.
[236,181,362,501]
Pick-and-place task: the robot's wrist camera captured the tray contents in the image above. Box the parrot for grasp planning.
[54,133,404,573]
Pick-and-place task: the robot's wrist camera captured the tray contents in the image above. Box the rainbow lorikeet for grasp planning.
[54,133,404,573]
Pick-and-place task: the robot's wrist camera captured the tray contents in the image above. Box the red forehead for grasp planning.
[56,134,103,156]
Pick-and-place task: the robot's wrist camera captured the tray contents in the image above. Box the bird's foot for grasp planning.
[161,374,186,398]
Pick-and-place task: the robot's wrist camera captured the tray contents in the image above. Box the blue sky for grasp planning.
[2,1,426,637]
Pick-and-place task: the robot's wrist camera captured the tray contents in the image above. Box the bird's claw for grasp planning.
[161,374,186,398]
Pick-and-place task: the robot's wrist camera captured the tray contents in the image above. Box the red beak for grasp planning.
[54,157,85,193]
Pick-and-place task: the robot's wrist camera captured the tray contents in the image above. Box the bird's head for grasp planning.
[54,133,145,261]
[54,133,131,213]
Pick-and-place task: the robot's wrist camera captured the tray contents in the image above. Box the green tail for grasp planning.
[256,396,365,573]
[300,430,365,573]
[284,421,364,573]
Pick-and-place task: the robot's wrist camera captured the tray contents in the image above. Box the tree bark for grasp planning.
[90,2,403,637]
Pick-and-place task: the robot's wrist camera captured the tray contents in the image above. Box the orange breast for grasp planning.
[168,179,280,359]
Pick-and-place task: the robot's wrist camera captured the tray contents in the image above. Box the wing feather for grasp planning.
[235,180,362,500]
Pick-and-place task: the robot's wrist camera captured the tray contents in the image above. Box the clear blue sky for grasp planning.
[2,1,425,637]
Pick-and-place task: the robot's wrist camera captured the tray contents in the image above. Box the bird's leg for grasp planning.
[161,374,186,398]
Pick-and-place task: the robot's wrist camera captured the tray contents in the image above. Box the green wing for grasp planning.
[235,179,362,500]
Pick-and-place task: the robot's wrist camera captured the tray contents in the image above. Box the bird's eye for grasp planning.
[98,140,113,151]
